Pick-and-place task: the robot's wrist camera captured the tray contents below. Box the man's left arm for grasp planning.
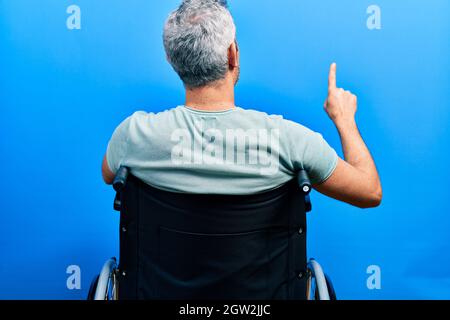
[102,116,132,185]
[102,154,115,185]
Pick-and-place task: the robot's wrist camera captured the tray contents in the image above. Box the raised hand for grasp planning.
[324,63,358,128]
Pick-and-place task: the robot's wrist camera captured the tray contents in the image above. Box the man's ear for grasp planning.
[228,41,239,69]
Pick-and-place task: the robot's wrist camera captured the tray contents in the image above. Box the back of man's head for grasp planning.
[163,0,236,89]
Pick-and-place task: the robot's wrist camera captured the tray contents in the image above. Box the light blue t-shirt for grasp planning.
[106,106,338,195]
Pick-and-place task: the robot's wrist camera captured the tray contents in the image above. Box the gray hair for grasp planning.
[163,0,236,88]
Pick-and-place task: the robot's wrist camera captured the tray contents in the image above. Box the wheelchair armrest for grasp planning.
[298,170,312,212]
[298,169,312,195]
[113,166,130,192]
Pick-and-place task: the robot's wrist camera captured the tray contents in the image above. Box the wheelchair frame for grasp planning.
[89,167,336,300]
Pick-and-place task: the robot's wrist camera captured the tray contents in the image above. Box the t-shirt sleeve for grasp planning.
[106,116,132,174]
[283,119,338,185]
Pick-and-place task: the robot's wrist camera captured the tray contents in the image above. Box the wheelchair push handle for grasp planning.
[113,166,130,192]
[298,169,312,195]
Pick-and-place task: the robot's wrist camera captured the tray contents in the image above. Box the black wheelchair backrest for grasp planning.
[114,167,312,300]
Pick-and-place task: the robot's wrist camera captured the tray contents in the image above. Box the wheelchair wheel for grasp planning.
[87,275,99,300]
[325,274,337,300]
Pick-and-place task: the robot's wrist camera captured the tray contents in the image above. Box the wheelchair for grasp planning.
[88,166,336,300]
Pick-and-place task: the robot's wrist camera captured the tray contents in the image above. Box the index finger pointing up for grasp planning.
[328,62,337,90]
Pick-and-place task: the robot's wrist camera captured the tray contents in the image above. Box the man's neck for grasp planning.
[185,79,235,112]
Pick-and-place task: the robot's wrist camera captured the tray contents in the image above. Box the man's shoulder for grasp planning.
[125,106,183,124]
[237,107,314,133]
[124,106,313,135]
[130,106,181,118]
[128,106,282,118]
[235,107,285,126]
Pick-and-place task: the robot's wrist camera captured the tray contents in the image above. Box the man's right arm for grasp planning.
[314,63,382,208]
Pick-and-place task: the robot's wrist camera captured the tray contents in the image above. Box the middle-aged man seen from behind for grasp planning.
[102,0,382,209]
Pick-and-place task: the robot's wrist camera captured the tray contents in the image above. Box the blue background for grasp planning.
[1,0,449,299]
